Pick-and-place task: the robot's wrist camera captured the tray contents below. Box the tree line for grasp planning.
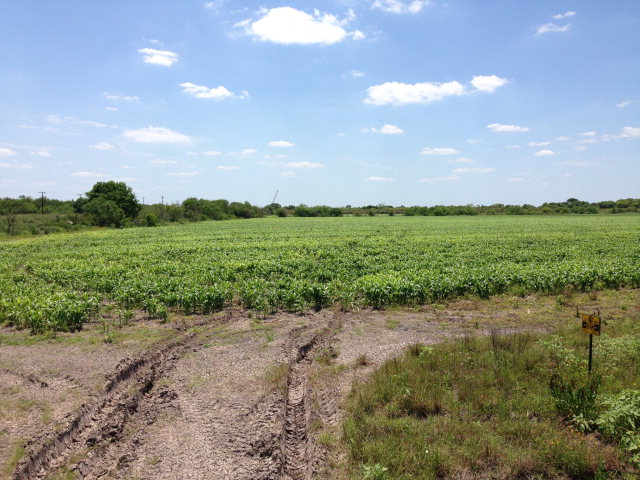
[1,181,638,236]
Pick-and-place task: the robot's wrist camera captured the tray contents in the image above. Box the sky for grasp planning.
[0,0,638,207]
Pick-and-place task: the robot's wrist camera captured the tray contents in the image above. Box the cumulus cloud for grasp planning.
[534,149,555,156]
[0,161,33,169]
[103,92,139,102]
[365,81,465,106]
[470,75,509,93]
[30,150,52,157]
[286,161,324,168]
[203,150,222,156]
[617,100,632,108]
[167,171,199,176]
[349,70,365,78]
[447,157,474,164]
[71,171,108,177]
[123,126,191,144]
[150,159,178,165]
[372,0,430,14]
[453,167,494,174]
[366,176,394,181]
[369,124,404,134]
[553,11,576,20]
[216,165,239,170]
[527,141,551,146]
[620,126,640,138]
[138,48,178,66]
[236,7,363,45]
[579,131,597,137]
[537,23,570,34]
[558,160,596,167]
[419,175,459,183]
[487,123,529,133]
[93,142,114,150]
[421,147,459,156]
[180,82,248,100]
[269,140,295,147]
[0,147,18,157]
[508,177,524,183]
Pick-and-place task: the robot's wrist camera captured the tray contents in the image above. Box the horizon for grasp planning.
[1,1,638,207]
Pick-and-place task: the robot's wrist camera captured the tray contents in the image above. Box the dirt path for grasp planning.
[5,291,608,480]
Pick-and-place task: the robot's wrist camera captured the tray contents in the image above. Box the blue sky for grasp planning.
[0,0,638,207]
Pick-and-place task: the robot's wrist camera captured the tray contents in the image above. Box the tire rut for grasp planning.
[11,331,200,480]
[280,322,337,480]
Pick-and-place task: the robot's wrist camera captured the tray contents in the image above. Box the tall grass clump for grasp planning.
[343,314,640,479]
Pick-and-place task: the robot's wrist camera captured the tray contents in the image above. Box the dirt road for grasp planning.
[2,295,578,480]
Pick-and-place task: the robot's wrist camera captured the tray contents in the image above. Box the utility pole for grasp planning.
[142,197,145,206]
[38,191,45,214]
[161,196,164,205]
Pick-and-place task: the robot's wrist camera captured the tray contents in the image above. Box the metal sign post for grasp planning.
[577,307,601,375]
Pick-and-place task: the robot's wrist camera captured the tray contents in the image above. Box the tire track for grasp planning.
[280,323,337,480]
[11,332,200,480]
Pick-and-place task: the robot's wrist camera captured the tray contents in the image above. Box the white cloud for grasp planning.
[72,171,108,177]
[180,82,247,100]
[617,100,632,108]
[103,92,139,102]
[366,176,394,181]
[419,175,459,183]
[238,148,258,156]
[527,141,551,146]
[453,167,494,174]
[421,147,459,156]
[534,149,555,156]
[620,126,640,138]
[150,159,178,165]
[30,150,52,157]
[269,140,295,147]
[369,124,404,135]
[537,23,570,34]
[204,1,225,12]
[203,150,222,156]
[372,0,430,14]
[558,160,596,167]
[579,130,596,137]
[237,7,362,45]
[553,11,576,20]
[447,157,474,164]
[167,171,199,176]
[0,147,18,157]
[0,161,33,169]
[365,80,465,105]
[138,48,178,66]
[93,142,114,150]
[217,165,239,171]
[286,161,324,168]
[123,126,191,144]
[349,70,365,78]
[556,136,571,141]
[280,171,296,177]
[508,177,524,183]
[487,123,529,133]
[470,75,508,93]
[106,107,119,112]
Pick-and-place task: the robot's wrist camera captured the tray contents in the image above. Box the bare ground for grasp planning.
[2,290,636,479]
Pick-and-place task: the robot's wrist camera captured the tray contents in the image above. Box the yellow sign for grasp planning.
[581,313,601,336]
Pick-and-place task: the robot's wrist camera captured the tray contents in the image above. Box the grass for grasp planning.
[1,438,26,478]
[341,304,640,479]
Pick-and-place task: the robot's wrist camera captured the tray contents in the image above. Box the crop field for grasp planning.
[1,215,639,333]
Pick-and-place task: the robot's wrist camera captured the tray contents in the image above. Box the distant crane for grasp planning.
[271,190,278,205]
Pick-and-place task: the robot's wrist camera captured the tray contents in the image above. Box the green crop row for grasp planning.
[1,215,639,333]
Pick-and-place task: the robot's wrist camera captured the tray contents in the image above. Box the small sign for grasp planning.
[581,313,601,336]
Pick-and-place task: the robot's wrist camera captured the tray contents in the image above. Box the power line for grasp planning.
[38,191,45,214]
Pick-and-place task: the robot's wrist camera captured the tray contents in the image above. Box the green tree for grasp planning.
[84,197,126,227]
[85,181,141,219]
